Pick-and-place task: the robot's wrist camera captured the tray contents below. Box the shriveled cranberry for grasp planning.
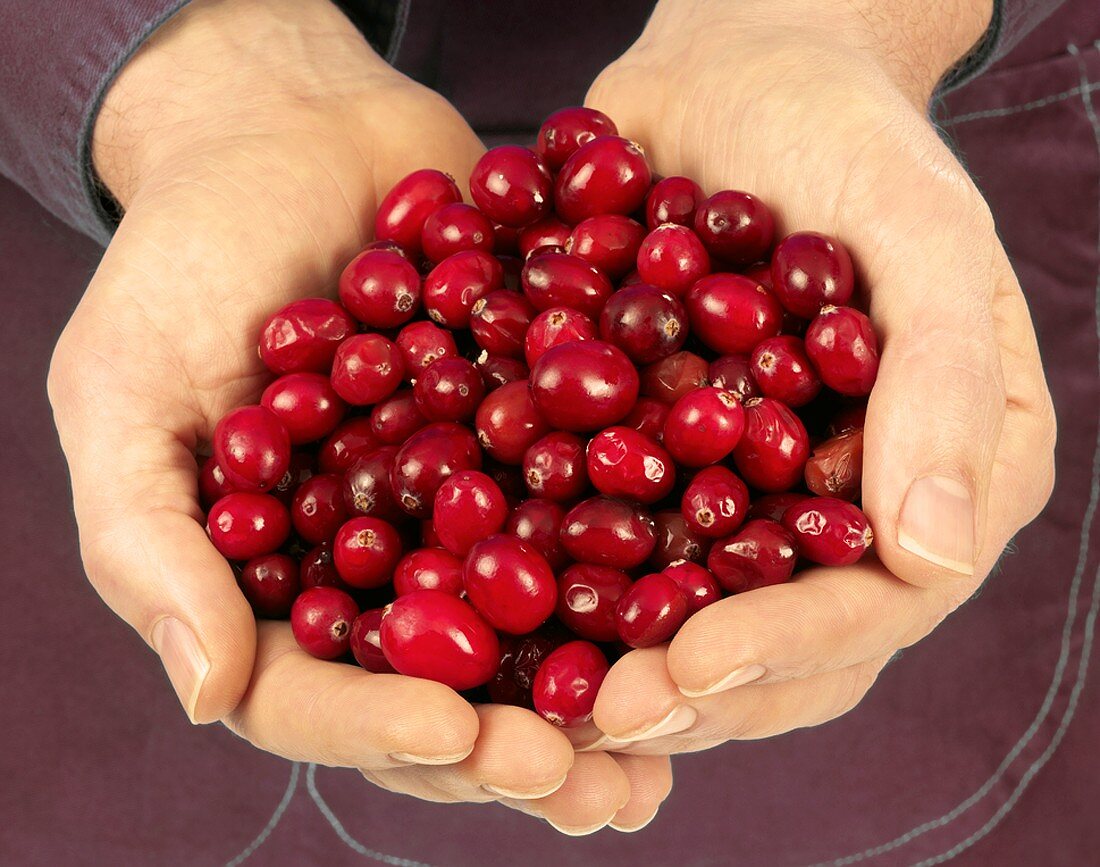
[488,629,563,708]
[470,291,535,358]
[330,334,405,406]
[506,498,569,570]
[422,249,504,329]
[470,145,552,227]
[770,232,855,318]
[555,136,652,225]
[259,298,357,376]
[747,492,811,523]
[199,456,237,509]
[637,224,711,297]
[338,249,421,328]
[374,169,462,255]
[663,387,745,467]
[826,403,867,437]
[395,320,459,376]
[463,534,557,634]
[645,176,704,229]
[238,553,300,618]
[530,341,639,432]
[381,590,500,690]
[300,543,347,590]
[533,640,609,727]
[475,380,551,464]
[616,573,688,648]
[476,353,529,391]
[291,586,359,660]
[524,307,598,367]
[214,405,292,492]
[555,563,632,642]
[521,251,613,319]
[537,106,618,170]
[291,473,348,545]
[693,190,775,266]
[708,354,761,402]
[342,446,403,522]
[349,608,396,673]
[733,398,810,492]
[586,426,676,504]
[432,470,508,556]
[368,390,427,445]
[650,509,710,568]
[333,516,403,589]
[750,335,822,407]
[567,214,647,278]
[413,357,485,423]
[318,417,380,474]
[261,373,346,445]
[523,431,588,502]
[640,351,709,404]
[707,519,798,593]
[805,428,864,500]
[392,422,482,518]
[421,202,495,263]
[393,547,464,597]
[561,495,656,569]
[804,306,880,397]
[686,274,783,355]
[663,561,720,615]
[599,284,688,364]
[782,497,873,566]
[518,216,573,259]
[682,466,750,538]
[622,397,670,442]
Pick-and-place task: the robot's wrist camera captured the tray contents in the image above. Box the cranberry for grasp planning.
[489,630,562,708]
[750,335,822,407]
[530,341,639,432]
[650,509,710,568]
[708,354,761,402]
[476,353,529,391]
[747,492,811,523]
[555,136,652,224]
[615,573,688,649]
[413,358,485,423]
[804,306,880,397]
[744,261,774,289]
[291,586,359,660]
[381,590,500,690]
[555,563,632,642]
[805,428,864,500]
[518,216,573,259]
[330,334,405,406]
[686,274,783,355]
[636,224,711,297]
[318,417,380,474]
[707,519,798,593]
[300,543,348,590]
[533,640,609,727]
[259,298,357,376]
[421,249,504,329]
[213,405,292,492]
[291,473,348,545]
[350,608,396,673]
[207,493,290,561]
[599,284,688,364]
[524,307,598,367]
[640,351,710,404]
[622,397,670,441]
[506,498,569,570]
[470,291,535,358]
[771,232,855,318]
[521,251,614,319]
[238,553,300,618]
[483,460,527,501]
[682,466,750,538]
[338,249,421,328]
[475,380,551,464]
[266,452,312,505]
[586,426,676,504]
[693,190,775,266]
[663,561,720,615]
[826,403,867,437]
[199,456,237,509]
[645,176,704,229]
[368,390,427,445]
[374,168,462,255]
[567,214,647,278]
[782,497,873,566]
[663,387,745,467]
[432,470,508,556]
[342,446,403,522]
[561,495,656,569]
[463,534,557,634]
[333,516,403,588]
[537,106,618,170]
[393,547,465,597]
[392,422,482,518]
[395,320,459,376]
[523,431,588,502]
[469,145,552,227]
[261,373,346,445]
[421,202,495,263]
[493,224,521,255]
[733,398,810,492]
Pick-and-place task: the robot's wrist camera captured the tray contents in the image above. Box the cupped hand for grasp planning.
[579,0,1057,754]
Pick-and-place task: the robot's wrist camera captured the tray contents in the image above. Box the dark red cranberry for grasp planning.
[650,509,710,568]
[645,176,704,229]
[732,398,810,492]
[330,334,405,406]
[555,136,652,224]
[291,473,348,545]
[395,320,459,376]
[493,223,521,256]
[663,387,745,467]
[530,340,639,432]
[521,251,614,319]
[686,274,783,354]
[708,354,761,402]
[770,232,855,318]
[474,380,551,464]
[782,497,873,566]
[421,202,496,263]
[560,495,656,569]
[707,519,798,593]
[750,335,822,407]
[636,224,711,297]
[483,460,527,502]
[350,608,396,673]
[333,516,403,589]
[488,629,563,708]
[586,426,676,504]
[300,543,348,590]
[555,563,632,642]
[662,561,720,615]
[393,547,464,597]
[259,298,357,375]
[681,466,750,538]
[432,470,508,556]
[470,145,553,227]
[463,534,557,634]
[693,190,775,266]
[359,239,411,258]
[238,553,300,618]
[639,351,709,404]
[537,106,618,170]
[374,169,462,255]
[422,249,504,329]
[199,456,237,509]
[213,405,292,492]
[622,397,670,441]
[615,573,688,648]
[524,307,598,367]
[318,417,380,474]
[826,403,867,437]
[338,249,421,328]
[261,373,346,445]
[506,498,569,570]
[413,357,485,423]
[342,446,403,522]
[291,586,359,659]
[804,306,880,397]
[805,428,864,500]
[747,492,812,523]
[523,431,588,502]
[518,216,573,259]
[744,261,773,289]
[470,291,536,358]
[567,214,647,278]
[207,493,290,560]
[533,640,609,727]
[391,422,482,518]
[267,451,313,506]
[369,390,428,445]
[475,353,530,391]
[599,284,688,364]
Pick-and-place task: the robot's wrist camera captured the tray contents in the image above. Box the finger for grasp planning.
[608,753,674,833]
[225,622,480,768]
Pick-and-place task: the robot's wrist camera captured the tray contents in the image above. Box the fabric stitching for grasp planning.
[223,762,301,866]
[947,82,1100,124]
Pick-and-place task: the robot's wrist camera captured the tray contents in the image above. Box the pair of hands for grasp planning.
[47,0,1055,836]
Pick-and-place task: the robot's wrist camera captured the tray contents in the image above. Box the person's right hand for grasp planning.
[46,0,670,834]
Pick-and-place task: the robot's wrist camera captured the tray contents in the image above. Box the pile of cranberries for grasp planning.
[201,107,878,729]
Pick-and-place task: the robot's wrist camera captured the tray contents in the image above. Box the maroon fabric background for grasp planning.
[3,1,1100,865]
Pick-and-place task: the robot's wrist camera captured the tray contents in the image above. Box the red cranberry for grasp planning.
[561,495,656,569]
[681,466,750,538]
[338,249,421,328]
[422,249,504,329]
[350,608,396,673]
[650,509,710,568]
[554,136,652,224]
[199,456,237,510]
[533,640,609,727]
[506,498,569,570]
[207,493,290,560]
[805,428,864,501]
[536,106,618,170]
[463,534,557,634]
[518,216,573,259]
[662,561,720,615]
[330,334,405,406]
[470,145,552,227]
[341,446,401,522]
[291,473,348,545]
[615,573,688,649]
[733,398,810,492]
[586,426,676,504]
[708,354,761,402]
[524,307,598,367]
[555,563,632,642]
[381,590,500,690]
[375,169,462,255]
[636,224,711,297]
[523,431,588,502]
[470,291,536,358]
[750,335,822,407]
[395,320,459,376]
[771,232,855,318]
[476,353,530,391]
[663,387,745,467]
[804,306,880,397]
[392,422,482,518]
[368,390,427,445]
[291,586,359,660]
[475,380,551,464]
[393,547,465,597]
[747,493,812,523]
[259,298,357,375]
[261,373,346,445]
[645,176,704,229]
[318,417,380,474]
[567,214,647,278]
[214,405,292,492]
[530,341,639,432]
[744,261,774,289]
[693,190,775,266]
[488,629,563,708]
[622,397,670,441]
[432,470,508,556]
[413,357,485,423]
[640,351,709,404]
[521,251,614,319]
[707,519,798,593]
[300,543,348,590]
[686,274,783,354]
[421,202,496,263]
[333,516,403,589]
[782,497,873,566]
[599,284,688,364]
[238,553,300,618]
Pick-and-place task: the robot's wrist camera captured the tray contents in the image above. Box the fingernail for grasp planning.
[151,617,209,724]
[678,663,767,698]
[577,733,633,752]
[388,746,475,765]
[546,819,610,836]
[610,808,660,833]
[483,776,568,800]
[616,705,697,742]
[898,475,976,575]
